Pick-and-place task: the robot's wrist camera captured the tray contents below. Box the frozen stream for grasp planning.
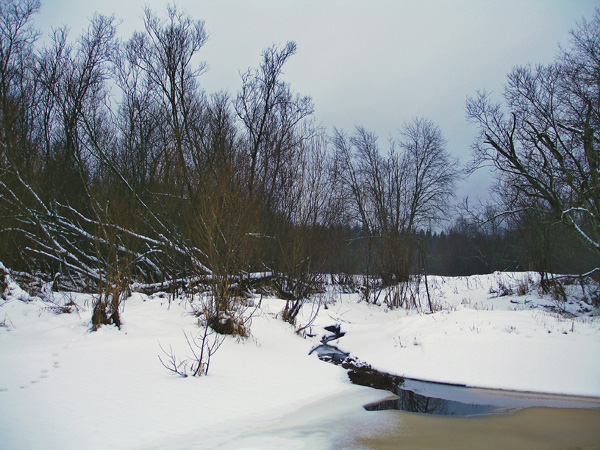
[184,387,600,449]
[359,380,600,448]
[313,326,600,417]
[296,338,600,448]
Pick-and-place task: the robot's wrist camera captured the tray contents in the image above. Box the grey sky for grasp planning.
[35,0,598,202]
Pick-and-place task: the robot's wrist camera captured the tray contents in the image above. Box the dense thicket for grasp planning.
[0,1,597,330]
[0,2,357,329]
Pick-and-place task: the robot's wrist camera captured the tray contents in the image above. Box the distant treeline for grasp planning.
[321,221,597,278]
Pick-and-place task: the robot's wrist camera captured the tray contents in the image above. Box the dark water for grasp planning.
[355,373,600,448]
[363,376,600,416]
[364,389,500,415]
[312,343,600,417]
[308,344,349,362]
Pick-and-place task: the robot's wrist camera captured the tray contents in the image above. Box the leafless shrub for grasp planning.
[580,278,600,308]
[42,298,80,315]
[489,279,514,297]
[158,327,224,377]
[331,272,361,294]
[206,309,249,337]
[516,276,532,296]
[549,280,568,304]
[295,294,323,336]
[91,264,130,331]
[157,342,189,376]
[383,280,421,310]
[0,266,8,300]
[191,288,253,338]
[0,313,15,329]
[278,273,326,325]
[538,270,600,309]
[359,276,383,304]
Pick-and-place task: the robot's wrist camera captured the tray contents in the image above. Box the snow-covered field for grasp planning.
[1,267,599,449]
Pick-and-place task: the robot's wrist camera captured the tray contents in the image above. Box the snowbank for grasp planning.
[0,287,384,449]
[0,269,598,448]
[305,272,600,396]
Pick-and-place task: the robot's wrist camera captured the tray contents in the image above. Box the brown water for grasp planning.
[313,339,600,448]
[353,407,600,449]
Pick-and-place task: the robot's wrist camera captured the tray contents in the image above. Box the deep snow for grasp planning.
[305,273,600,397]
[1,267,599,449]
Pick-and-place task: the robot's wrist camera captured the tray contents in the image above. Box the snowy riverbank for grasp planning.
[304,273,600,397]
[1,269,599,448]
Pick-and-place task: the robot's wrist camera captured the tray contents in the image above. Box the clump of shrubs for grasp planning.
[548,280,568,303]
[489,281,513,297]
[206,311,249,337]
[0,266,8,300]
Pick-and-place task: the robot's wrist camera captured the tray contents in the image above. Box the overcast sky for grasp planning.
[35,0,598,203]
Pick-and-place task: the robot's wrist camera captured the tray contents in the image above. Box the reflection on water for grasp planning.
[302,343,600,449]
[364,389,501,416]
[344,361,503,416]
[362,376,600,416]
[312,346,600,417]
[312,333,600,422]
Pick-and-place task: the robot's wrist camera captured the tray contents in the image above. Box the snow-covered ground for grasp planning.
[1,266,599,449]
[304,272,600,397]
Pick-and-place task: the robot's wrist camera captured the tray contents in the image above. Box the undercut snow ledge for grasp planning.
[303,272,600,398]
[334,308,600,397]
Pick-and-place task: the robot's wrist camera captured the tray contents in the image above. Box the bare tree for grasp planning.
[190,163,257,336]
[334,118,459,289]
[235,41,314,202]
[467,10,600,265]
[1,14,117,281]
[333,127,382,293]
[126,4,208,198]
[112,37,164,197]
[34,14,117,210]
[399,117,458,230]
[278,133,342,325]
[0,0,40,173]
[0,0,41,267]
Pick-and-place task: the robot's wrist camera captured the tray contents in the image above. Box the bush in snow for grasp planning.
[331,273,361,294]
[159,326,224,377]
[91,261,131,331]
[516,277,532,296]
[0,264,8,301]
